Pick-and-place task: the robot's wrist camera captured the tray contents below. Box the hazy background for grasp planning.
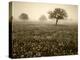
[12,2,78,24]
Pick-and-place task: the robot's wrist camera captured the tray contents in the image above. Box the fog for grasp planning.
[12,2,78,24]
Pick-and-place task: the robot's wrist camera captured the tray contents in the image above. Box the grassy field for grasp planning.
[12,21,78,58]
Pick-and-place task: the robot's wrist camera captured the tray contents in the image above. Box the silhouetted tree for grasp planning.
[48,8,67,25]
[39,15,47,21]
[19,13,29,20]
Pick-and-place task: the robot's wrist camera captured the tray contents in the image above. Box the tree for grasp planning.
[19,13,29,20]
[39,15,47,21]
[48,8,67,25]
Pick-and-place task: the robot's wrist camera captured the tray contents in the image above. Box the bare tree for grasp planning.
[48,8,67,25]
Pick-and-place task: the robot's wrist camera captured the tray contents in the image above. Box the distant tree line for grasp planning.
[19,8,68,25]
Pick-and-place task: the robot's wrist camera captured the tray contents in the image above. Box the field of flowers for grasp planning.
[12,21,78,58]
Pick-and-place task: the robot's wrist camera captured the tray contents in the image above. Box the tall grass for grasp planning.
[12,21,78,58]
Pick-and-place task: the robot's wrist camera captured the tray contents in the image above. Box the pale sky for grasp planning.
[12,2,78,24]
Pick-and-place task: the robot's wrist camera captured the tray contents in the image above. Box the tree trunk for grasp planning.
[56,19,58,25]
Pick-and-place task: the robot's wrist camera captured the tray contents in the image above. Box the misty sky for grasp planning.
[12,2,78,24]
